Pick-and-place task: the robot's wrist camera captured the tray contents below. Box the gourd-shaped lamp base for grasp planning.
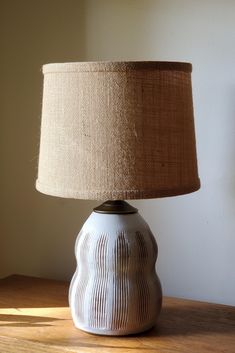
[69,201,162,335]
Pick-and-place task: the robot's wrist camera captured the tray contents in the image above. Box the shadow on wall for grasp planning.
[1,0,92,280]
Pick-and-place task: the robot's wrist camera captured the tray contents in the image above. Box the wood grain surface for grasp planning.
[0,275,234,353]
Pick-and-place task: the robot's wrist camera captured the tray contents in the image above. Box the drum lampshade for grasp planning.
[36,61,200,200]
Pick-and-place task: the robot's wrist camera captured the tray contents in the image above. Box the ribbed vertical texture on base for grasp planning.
[69,212,162,335]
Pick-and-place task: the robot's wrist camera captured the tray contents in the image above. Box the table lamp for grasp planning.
[36,61,200,335]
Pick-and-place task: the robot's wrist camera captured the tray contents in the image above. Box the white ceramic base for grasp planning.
[69,211,162,335]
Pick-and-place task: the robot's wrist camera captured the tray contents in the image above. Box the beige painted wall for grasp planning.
[0,0,97,280]
[1,0,235,305]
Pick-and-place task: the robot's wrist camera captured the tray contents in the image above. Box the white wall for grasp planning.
[1,0,235,306]
[84,0,235,306]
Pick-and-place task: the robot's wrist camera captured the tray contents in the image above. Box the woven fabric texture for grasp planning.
[36,61,200,200]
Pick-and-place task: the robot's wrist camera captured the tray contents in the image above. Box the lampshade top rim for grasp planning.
[42,61,192,74]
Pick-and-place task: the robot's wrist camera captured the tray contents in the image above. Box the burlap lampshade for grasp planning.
[36,61,200,200]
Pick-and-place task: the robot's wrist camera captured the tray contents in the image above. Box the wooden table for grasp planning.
[0,275,234,352]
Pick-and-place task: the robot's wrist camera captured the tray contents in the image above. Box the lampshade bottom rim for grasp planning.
[35,179,200,200]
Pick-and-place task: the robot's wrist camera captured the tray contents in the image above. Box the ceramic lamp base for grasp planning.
[69,201,162,335]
